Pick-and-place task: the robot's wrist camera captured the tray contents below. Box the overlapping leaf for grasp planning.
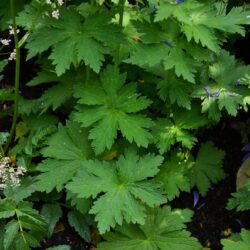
[74,65,153,154]
[26,9,124,75]
[188,141,225,196]
[35,121,93,192]
[156,153,191,200]
[153,106,208,154]
[66,149,165,233]
[98,206,202,250]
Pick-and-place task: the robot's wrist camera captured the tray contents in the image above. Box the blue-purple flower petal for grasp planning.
[242,153,250,162]
[193,190,199,208]
[210,90,221,97]
[242,144,250,151]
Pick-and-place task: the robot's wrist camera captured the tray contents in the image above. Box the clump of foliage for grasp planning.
[0,0,250,249]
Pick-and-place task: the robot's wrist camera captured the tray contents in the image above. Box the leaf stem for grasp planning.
[15,209,27,244]
[114,0,125,69]
[4,0,21,154]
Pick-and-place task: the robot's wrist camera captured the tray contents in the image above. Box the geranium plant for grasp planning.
[0,0,250,249]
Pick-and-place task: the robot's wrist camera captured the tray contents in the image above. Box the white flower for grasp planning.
[46,0,52,4]
[52,9,60,19]
[8,49,16,61]
[9,25,20,35]
[57,0,64,6]
[0,39,11,46]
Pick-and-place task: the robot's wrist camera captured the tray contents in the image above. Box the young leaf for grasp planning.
[74,65,153,154]
[156,154,191,200]
[188,141,225,196]
[153,107,208,154]
[36,121,93,193]
[221,229,250,250]
[66,149,165,233]
[41,204,63,237]
[98,206,202,250]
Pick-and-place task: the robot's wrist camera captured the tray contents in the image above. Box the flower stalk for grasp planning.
[4,0,21,154]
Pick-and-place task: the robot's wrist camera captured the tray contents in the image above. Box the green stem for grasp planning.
[4,0,21,154]
[0,145,4,158]
[114,0,125,69]
[15,209,27,244]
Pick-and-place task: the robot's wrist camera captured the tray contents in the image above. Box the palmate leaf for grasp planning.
[188,141,225,196]
[221,229,250,250]
[66,149,166,234]
[153,106,208,154]
[41,204,63,237]
[98,206,202,250]
[157,72,192,109]
[35,121,93,193]
[26,9,124,75]
[74,65,153,154]
[156,153,191,201]
[198,51,250,120]
[126,43,197,83]
[227,180,250,211]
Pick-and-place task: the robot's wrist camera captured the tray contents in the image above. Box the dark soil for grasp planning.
[35,221,92,250]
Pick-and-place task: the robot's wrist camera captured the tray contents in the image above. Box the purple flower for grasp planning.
[176,0,184,4]
[165,39,174,48]
[242,144,250,162]
[204,85,221,98]
[193,190,199,208]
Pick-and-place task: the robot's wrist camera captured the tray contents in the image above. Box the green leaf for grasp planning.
[66,149,165,233]
[46,245,71,250]
[153,107,207,154]
[157,72,192,109]
[188,141,225,196]
[156,153,191,200]
[36,121,93,192]
[68,211,92,242]
[221,229,250,250]
[3,177,37,203]
[4,220,19,250]
[26,9,124,75]
[227,180,250,211]
[0,199,16,219]
[74,65,153,154]
[66,191,91,214]
[98,206,202,250]
[41,204,63,237]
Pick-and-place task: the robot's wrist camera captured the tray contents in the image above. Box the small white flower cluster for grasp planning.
[0,25,20,61]
[8,25,20,35]
[45,0,64,19]
[8,49,16,61]
[0,157,27,189]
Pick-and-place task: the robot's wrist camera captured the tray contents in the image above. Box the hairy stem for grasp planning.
[4,0,21,154]
[114,0,125,69]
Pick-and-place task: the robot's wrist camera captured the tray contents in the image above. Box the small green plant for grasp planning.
[0,0,250,249]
